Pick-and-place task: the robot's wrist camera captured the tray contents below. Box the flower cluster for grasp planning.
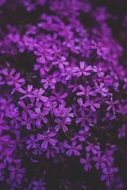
[0,0,127,190]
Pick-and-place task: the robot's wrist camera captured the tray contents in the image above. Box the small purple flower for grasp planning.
[18,100,33,118]
[101,168,117,186]
[33,88,48,104]
[45,99,57,115]
[18,85,34,99]
[41,76,56,89]
[54,104,74,120]
[50,92,67,104]
[73,61,92,77]
[53,56,69,69]
[31,106,49,127]
[93,152,107,170]
[91,40,109,59]
[77,85,96,97]
[72,127,90,142]
[8,162,25,187]
[64,66,78,80]
[27,179,46,190]
[55,117,70,133]
[84,98,100,112]
[35,44,54,64]
[78,97,100,112]
[80,153,92,171]
[106,96,118,113]
[37,131,57,150]
[21,113,33,130]
[76,110,92,127]
[85,143,100,155]
[94,82,109,97]
[64,141,82,156]
[4,68,24,88]
[26,135,37,150]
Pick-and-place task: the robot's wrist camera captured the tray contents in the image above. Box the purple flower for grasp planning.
[78,98,100,112]
[18,100,33,118]
[50,92,67,104]
[27,179,46,190]
[85,143,100,155]
[73,61,92,77]
[76,110,93,127]
[8,160,25,187]
[77,85,96,97]
[55,117,70,133]
[101,168,117,186]
[93,152,107,170]
[94,82,109,97]
[64,141,82,156]
[21,113,33,130]
[106,96,118,113]
[37,131,57,149]
[35,44,54,64]
[84,98,100,112]
[45,99,57,115]
[4,68,25,88]
[26,135,37,150]
[91,40,109,59]
[18,85,34,99]
[53,56,69,69]
[41,76,56,89]
[54,104,74,120]
[33,88,48,104]
[64,66,78,80]
[80,153,92,171]
[31,106,49,127]
[72,127,90,142]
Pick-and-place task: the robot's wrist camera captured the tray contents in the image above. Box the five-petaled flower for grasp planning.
[31,105,49,127]
[80,153,92,171]
[37,131,57,150]
[73,61,92,77]
[64,141,82,156]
